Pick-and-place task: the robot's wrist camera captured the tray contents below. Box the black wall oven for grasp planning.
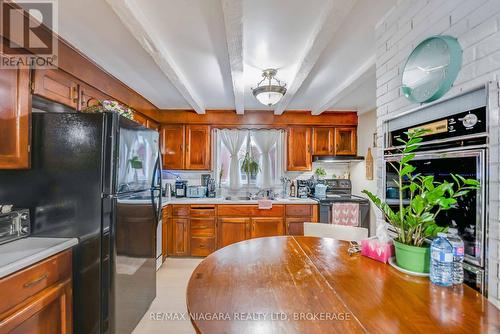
[384,105,488,294]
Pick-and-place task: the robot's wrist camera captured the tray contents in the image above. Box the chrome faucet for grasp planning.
[254,189,276,200]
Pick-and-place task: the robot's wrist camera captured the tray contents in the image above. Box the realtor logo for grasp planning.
[0,0,58,68]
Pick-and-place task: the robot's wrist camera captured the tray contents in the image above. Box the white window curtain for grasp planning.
[220,129,248,190]
[251,129,280,189]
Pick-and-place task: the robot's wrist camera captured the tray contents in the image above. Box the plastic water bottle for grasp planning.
[447,228,465,285]
[430,233,453,286]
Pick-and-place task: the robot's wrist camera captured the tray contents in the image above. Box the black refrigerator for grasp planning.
[0,100,162,333]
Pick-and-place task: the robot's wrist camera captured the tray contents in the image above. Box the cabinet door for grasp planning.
[173,218,189,256]
[285,218,306,236]
[251,218,284,239]
[312,128,334,155]
[0,279,72,334]
[185,125,211,170]
[146,119,160,132]
[32,69,79,109]
[287,127,312,171]
[161,125,185,170]
[0,64,30,169]
[335,127,357,156]
[79,83,110,110]
[133,112,148,127]
[217,218,250,249]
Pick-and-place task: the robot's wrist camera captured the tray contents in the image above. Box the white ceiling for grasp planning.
[54,0,395,114]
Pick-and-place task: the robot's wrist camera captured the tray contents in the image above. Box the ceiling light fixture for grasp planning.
[252,69,287,107]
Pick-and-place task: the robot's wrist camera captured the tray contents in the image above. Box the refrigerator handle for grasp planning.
[151,154,162,226]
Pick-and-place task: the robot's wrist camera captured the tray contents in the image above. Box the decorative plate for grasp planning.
[388,257,430,277]
[401,35,462,103]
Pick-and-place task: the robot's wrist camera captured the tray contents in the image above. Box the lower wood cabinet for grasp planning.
[217,218,250,249]
[166,204,318,256]
[0,250,73,333]
[250,218,284,238]
[172,218,189,256]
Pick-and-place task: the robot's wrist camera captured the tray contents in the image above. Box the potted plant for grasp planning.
[314,167,327,179]
[362,129,480,273]
[241,152,260,187]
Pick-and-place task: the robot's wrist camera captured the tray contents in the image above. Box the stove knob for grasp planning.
[459,113,478,128]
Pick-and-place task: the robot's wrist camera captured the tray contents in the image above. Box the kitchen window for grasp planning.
[214,129,285,190]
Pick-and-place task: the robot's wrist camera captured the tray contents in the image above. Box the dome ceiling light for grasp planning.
[252,69,287,107]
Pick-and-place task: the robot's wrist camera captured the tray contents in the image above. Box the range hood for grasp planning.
[313,155,365,162]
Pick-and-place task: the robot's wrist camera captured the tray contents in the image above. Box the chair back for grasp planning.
[303,223,368,241]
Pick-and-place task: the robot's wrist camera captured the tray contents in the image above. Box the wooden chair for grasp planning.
[303,223,368,241]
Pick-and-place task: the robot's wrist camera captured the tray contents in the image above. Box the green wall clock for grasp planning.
[401,35,462,103]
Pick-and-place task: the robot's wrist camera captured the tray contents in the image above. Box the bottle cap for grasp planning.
[437,232,447,238]
[448,228,458,235]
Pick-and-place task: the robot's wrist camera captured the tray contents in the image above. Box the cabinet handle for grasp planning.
[24,273,48,288]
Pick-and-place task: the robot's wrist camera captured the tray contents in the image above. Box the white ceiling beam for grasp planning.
[273,0,358,115]
[311,54,376,115]
[106,0,205,114]
[221,0,244,115]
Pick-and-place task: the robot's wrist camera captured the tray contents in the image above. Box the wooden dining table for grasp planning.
[186,236,500,333]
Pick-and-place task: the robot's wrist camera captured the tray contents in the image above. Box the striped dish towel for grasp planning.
[331,202,360,226]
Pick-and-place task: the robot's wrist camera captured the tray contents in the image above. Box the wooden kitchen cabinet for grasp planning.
[335,127,357,155]
[312,128,335,155]
[147,119,160,131]
[251,218,284,238]
[161,125,185,170]
[285,217,305,236]
[133,112,148,127]
[185,125,211,170]
[162,206,170,261]
[79,82,110,110]
[173,218,189,256]
[217,218,250,248]
[32,69,79,109]
[0,59,30,169]
[287,127,312,171]
[0,250,73,333]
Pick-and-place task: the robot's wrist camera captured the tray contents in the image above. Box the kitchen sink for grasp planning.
[224,196,252,201]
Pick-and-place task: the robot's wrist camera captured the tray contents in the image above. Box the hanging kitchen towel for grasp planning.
[258,199,273,210]
[331,202,360,226]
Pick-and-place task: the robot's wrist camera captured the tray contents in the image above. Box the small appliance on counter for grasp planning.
[0,208,30,245]
[314,183,327,199]
[175,180,188,197]
[207,177,217,198]
[187,186,207,198]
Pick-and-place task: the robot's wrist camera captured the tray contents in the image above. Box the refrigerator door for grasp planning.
[116,118,159,194]
[112,190,157,333]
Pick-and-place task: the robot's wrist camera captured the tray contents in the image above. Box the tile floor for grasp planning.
[133,258,202,334]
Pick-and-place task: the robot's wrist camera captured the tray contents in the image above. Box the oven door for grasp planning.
[384,148,486,267]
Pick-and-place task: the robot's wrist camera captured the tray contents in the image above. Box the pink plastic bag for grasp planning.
[361,237,394,263]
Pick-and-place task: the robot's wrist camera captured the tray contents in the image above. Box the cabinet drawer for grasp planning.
[190,205,216,217]
[172,205,189,217]
[0,250,72,314]
[190,237,215,257]
[218,205,284,217]
[285,205,313,217]
[190,218,215,237]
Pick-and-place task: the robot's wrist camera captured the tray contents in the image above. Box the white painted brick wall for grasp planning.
[375,0,500,308]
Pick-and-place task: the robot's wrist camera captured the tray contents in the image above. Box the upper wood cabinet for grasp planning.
[160,125,211,170]
[133,112,148,127]
[335,127,357,156]
[161,125,185,170]
[185,125,211,170]
[79,82,110,110]
[312,127,335,155]
[146,119,160,131]
[0,64,30,169]
[287,127,312,171]
[32,69,79,109]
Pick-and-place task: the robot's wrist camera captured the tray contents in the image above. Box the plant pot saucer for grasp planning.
[388,257,429,277]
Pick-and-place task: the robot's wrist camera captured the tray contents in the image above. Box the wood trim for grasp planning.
[155,110,357,127]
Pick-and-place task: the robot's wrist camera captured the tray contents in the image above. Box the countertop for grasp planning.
[0,237,78,279]
[187,236,500,333]
[118,197,318,206]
